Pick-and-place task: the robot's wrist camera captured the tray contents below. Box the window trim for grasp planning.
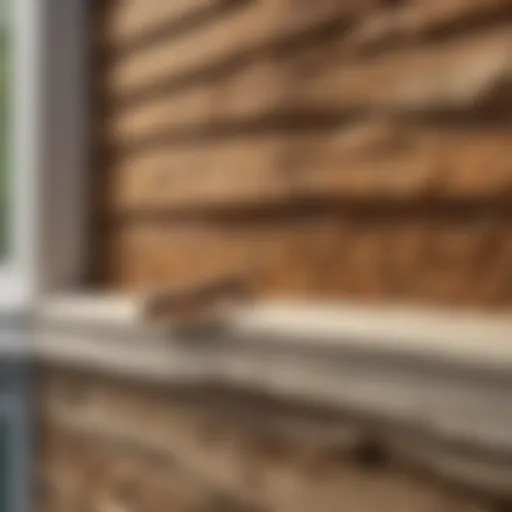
[0,0,89,313]
[0,0,43,309]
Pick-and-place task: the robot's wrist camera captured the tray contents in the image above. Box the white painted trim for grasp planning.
[0,0,44,307]
[37,293,149,326]
[36,311,512,462]
[35,295,512,369]
[224,301,512,369]
[35,297,512,463]
[0,0,88,308]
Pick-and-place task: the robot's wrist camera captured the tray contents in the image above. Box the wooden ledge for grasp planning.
[34,294,512,494]
[36,293,512,367]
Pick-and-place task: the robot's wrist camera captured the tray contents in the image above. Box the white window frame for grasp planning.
[0,0,88,311]
[0,0,88,314]
[0,0,41,310]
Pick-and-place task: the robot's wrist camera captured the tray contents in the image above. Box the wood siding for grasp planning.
[39,369,492,512]
[93,0,512,309]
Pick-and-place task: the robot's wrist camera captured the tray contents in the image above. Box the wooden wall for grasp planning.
[92,0,512,309]
[39,368,490,512]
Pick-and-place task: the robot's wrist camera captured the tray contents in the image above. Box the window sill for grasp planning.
[34,296,512,422]
[33,294,512,495]
[36,293,512,368]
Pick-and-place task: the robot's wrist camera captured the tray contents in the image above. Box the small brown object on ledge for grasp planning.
[143,274,252,325]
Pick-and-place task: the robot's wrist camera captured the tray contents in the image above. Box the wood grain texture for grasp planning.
[98,0,512,99]
[103,127,512,213]
[92,0,512,307]
[99,214,512,309]
[38,370,494,512]
[95,0,217,47]
[102,26,512,148]
[99,0,326,97]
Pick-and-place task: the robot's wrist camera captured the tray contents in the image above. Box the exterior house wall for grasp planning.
[92,0,512,310]
[37,1,512,511]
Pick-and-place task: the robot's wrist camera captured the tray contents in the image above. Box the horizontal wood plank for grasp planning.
[297,27,512,113]
[98,0,375,100]
[101,27,512,150]
[102,126,512,212]
[100,214,512,308]
[98,0,512,101]
[102,60,287,144]
[93,0,512,307]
